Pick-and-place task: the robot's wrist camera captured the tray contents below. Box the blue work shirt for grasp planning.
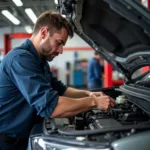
[87,58,104,83]
[0,39,67,139]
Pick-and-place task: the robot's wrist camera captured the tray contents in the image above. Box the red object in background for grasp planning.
[4,33,32,55]
[142,66,150,73]
[9,33,32,39]
[104,61,113,87]
[113,80,124,85]
[104,61,124,88]
[148,0,150,8]
[4,35,11,55]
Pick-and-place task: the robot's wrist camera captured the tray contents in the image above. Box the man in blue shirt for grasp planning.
[87,51,104,90]
[0,11,114,149]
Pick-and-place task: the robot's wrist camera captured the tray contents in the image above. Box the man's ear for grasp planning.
[40,27,49,39]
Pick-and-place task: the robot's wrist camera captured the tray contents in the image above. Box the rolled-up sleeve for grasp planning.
[9,53,58,119]
[50,71,68,96]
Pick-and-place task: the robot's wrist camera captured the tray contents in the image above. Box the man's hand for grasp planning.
[93,95,115,111]
[89,91,105,97]
[89,91,115,110]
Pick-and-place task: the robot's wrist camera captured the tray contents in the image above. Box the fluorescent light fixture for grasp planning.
[54,0,58,5]
[25,26,33,33]
[12,0,23,7]
[62,14,66,18]
[25,8,37,24]
[1,10,20,25]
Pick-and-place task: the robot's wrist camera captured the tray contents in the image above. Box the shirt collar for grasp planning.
[22,39,46,65]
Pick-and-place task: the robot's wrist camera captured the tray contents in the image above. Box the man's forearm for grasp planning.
[63,87,90,98]
[50,96,96,118]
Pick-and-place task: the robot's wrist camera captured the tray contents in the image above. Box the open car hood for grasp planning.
[58,0,150,80]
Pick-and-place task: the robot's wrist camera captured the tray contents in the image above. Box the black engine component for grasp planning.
[88,118,122,130]
[58,0,76,15]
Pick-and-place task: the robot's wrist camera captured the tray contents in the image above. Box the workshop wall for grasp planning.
[0,27,26,49]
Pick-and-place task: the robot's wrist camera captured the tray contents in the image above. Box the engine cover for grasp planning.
[88,118,122,130]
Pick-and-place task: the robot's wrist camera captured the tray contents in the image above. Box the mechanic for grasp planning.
[0,10,115,149]
[87,51,104,90]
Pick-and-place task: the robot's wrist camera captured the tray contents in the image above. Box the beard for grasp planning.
[42,48,53,61]
[40,40,56,61]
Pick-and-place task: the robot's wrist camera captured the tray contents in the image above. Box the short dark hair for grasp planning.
[94,51,100,56]
[33,10,74,38]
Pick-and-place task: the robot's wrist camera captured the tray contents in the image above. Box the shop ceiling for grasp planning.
[0,0,57,28]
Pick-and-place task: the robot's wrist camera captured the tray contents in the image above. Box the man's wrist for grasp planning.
[91,96,97,108]
[85,90,91,97]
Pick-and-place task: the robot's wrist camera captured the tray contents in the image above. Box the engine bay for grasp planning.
[43,87,150,144]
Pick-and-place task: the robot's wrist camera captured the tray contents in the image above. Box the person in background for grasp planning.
[87,51,104,90]
[0,11,114,149]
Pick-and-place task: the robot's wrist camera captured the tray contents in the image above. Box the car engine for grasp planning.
[43,90,150,144]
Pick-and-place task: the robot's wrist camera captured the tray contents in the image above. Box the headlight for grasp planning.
[31,137,110,150]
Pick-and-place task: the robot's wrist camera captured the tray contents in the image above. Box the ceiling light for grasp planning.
[12,0,23,7]
[25,8,37,24]
[62,14,66,18]
[54,0,58,5]
[25,26,33,33]
[1,10,20,25]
